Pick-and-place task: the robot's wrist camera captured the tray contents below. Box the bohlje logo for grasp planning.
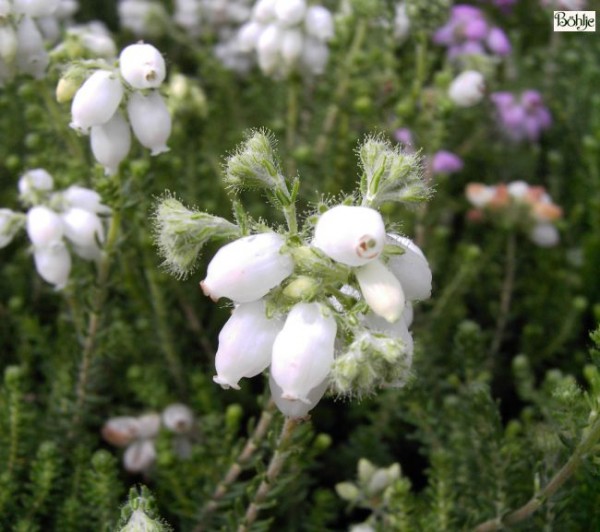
[554,11,596,32]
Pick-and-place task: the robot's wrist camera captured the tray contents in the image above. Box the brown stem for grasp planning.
[237,417,301,532]
[474,416,600,531]
[194,400,276,531]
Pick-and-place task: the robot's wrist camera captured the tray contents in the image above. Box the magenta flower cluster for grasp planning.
[490,90,552,142]
[433,5,511,58]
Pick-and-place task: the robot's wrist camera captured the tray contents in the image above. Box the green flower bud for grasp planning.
[335,481,360,502]
[358,458,376,484]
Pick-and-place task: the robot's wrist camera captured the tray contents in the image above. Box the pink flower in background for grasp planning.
[491,90,552,142]
[431,151,464,175]
[434,5,511,58]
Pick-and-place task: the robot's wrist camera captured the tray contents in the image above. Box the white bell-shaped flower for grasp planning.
[13,0,59,17]
[271,302,337,404]
[301,37,328,75]
[313,205,386,267]
[356,259,405,323]
[386,235,432,301]
[62,185,110,214]
[213,300,283,389]
[18,168,54,202]
[237,21,263,53]
[530,222,559,247]
[364,312,414,358]
[402,302,414,328]
[15,16,49,79]
[55,0,78,18]
[0,24,18,64]
[305,6,334,41]
[269,373,328,419]
[253,0,277,23]
[280,29,303,68]
[61,207,104,251]
[275,0,306,26]
[256,23,282,74]
[26,206,63,247]
[70,70,124,133]
[102,416,141,447]
[136,413,161,439]
[127,90,171,155]
[123,439,156,473]
[33,242,71,288]
[448,70,485,108]
[119,43,166,90]
[91,111,132,175]
[162,404,194,434]
[201,232,293,303]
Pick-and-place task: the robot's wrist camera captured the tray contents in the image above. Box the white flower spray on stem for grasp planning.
[153,130,432,528]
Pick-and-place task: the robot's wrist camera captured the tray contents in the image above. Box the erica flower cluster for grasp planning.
[466,180,563,247]
[63,42,171,175]
[155,132,432,419]
[491,90,552,142]
[434,5,511,59]
[236,0,334,77]
[0,169,110,289]
[0,0,78,84]
[102,403,195,473]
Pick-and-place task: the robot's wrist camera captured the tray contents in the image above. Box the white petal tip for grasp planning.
[213,375,241,390]
[200,280,219,302]
[150,146,170,156]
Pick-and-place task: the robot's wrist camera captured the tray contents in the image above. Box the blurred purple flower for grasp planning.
[394,127,414,148]
[434,5,511,58]
[431,151,464,174]
[491,90,552,142]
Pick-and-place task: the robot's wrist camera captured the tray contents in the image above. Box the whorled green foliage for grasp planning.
[153,196,241,278]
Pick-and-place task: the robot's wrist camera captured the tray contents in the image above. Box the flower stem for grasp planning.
[474,414,600,531]
[237,417,301,532]
[195,400,277,531]
[285,77,299,178]
[489,232,516,361]
[314,19,368,157]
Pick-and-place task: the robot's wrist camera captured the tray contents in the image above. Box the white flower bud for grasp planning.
[448,71,485,108]
[62,186,110,214]
[70,70,124,133]
[530,222,559,247]
[91,111,132,175]
[256,23,282,74]
[123,439,156,473]
[13,0,59,17]
[507,180,529,199]
[237,21,263,53]
[269,373,328,419]
[274,0,306,26]
[0,24,18,64]
[18,168,54,201]
[127,90,171,155]
[15,16,49,79]
[301,37,328,75]
[162,403,194,434]
[356,259,405,323]
[271,302,337,404]
[26,206,63,247]
[386,235,432,301]
[119,43,166,89]
[102,416,140,447]
[305,6,334,41]
[33,242,71,288]
[280,29,303,68]
[201,232,293,303]
[61,207,104,251]
[214,300,283,389]
[136,413,161,439]
[313,205,386,267]
[253,0,277,23]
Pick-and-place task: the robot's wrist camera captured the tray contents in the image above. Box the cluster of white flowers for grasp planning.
[118,0,167,38]
[102,403,195,473]
[235,0,335,77]
[67,43,171,175]
[0,168,110,289]
[201,204,431,418]
[52,21,117,60]
[0,0,78,84]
